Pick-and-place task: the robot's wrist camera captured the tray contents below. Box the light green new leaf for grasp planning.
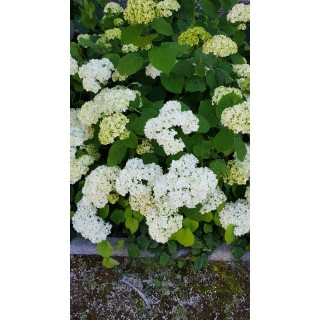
[175,228,195,247]
[102,257,120,269]
[114,240,124,251]
[183,217,199,232]
[125,216,139,234]
[97,240,113,258]
[225,224,235,245]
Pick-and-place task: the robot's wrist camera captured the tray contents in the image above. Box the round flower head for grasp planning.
[232,64,250,78]
[178,27,211,46]
[113,18,124,26]
[227,4,250,24]
[219,199,250,236]
[72,197,112,243]
[124,0,156,25]
[155,0,181,18]
[78,58,115,93]
[104,2,124,15]
[203,35,238,57]
[104,28,121,41]
[221,101,250,134]
[82,165,121,208]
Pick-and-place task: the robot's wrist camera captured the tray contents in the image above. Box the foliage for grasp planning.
[70,0,250,270]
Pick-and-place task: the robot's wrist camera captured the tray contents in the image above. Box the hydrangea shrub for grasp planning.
[70,0,250,269]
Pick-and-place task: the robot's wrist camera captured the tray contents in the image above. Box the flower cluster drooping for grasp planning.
[219,199,250,236]
[82,165,120,208]
[144,101,199,155]
[104,2,124,15]
[221,101,250,134]
[70,55,78,75]
[72,197,113,243]
[145,64,161,79]
[78,86,139,127]
[98,113,129,145]
[203,35,238,57]
[178,27,211,47]
[227,4,250,24]
[212,86,243,105]
[78,58,115,93]
[224,145,250,185]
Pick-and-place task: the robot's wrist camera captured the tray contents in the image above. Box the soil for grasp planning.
[71,255,249,319]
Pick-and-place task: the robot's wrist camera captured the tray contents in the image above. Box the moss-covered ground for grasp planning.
[71,255,249,319]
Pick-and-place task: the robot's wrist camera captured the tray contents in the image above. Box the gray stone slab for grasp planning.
[71,236,250,261]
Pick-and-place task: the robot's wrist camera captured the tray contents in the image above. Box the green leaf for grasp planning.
[196,115,211,133]
[117,53,143,76]
[137,234,149,250]
[234,136,247,161]
[201,211,213,223]
[232,246,246,260]
[199,0,217,18]
[124,207,133,219]
[213,128,235,152]
[127,243,140,258]
[225,224,235,245]
[110,209,125,225]
[141,153,159,164]
[171,60,195,76]
[96,240,113,258]
[177,0,196,19]
[107,140,127,166]
[133,211,144,222]
[121,25,143,45]
[98,205,109,219]
[151,18,174,36]
[216,92,243,119]
[114,240,124,251]
[233,31,246,46]
[160,74,185,94]
[80,9,98,30]
[125,217,139,234]
[102,257,120,269]
[70,42,82,61]
[203,223,213,233]
[167,241,177,255]
[149,46,177,74]
[183,217,199,232]
[122,132,138,149]
[199,100,219,128]
[175,228,195,247]
[210,159,230,177]
[185,76,206,93]
[206,70,216,89]
[194,256,204,270]
[159,253,170,267]
[74,190,83,204]
[177,259,186,269]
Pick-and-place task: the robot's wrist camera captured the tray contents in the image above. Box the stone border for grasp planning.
[71,236,250,261]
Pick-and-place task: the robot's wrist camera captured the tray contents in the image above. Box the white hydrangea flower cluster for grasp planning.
[70,154,95,185]
[113,18,124,26]
[232,64,250,78]
[156,0,181,18]
[136,139,154,155]
[146,211,183,243]
[70,55,78,75]
[82,165,120,208]
[203,35,238,57]
[221,101,250,134]
[224,145,250,185]
[72,197,112,243]
[78,58,115,93]
[219,199,250,236]
[78,86,139,127]
[122,44,140,53]
[212,86,243,105]
[200,186,227,214]
[104,28,121,41]
[70,109,93,147]
[124,0,156,25]
[153,154,218,215]
[145,64,161,79]
[98,113,129,145]
[144,101,199,155]
[227,4,250,24]
[116,158,163,216]
[104,2,124,14]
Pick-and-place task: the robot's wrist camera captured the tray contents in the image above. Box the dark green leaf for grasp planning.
[160,74,185,94]
[198,100,219,128]
[210,159,230,177]
[203,223,213,233]
[127,243,141,258]
[185,76,206,92]
[171,60,195,76]
[117,53,143,76]
[121,25,143,45]
[98,205,109,219]
[216,92,243,119]
[107,140,127,166]
[234,135,247,161]
[141,153,159,164]
[196,115,211,133]
[167,241,177,255]
[151,18,174,36]
[160,253,170,266]
[206,70,216,88]
[110,209,125,225]
[149,47,177,74]
[199,0,218,18]
[122,132,138,149]
[213,128,235,152]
